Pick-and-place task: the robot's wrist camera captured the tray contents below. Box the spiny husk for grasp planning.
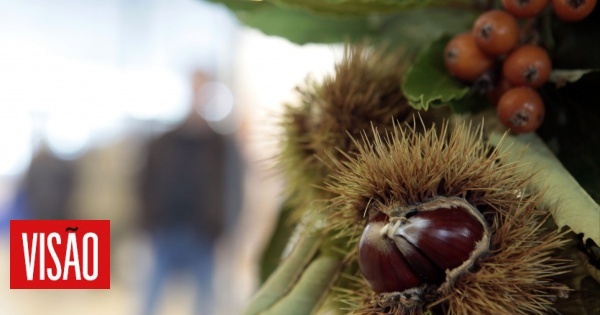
[278,43,415,219]
[325,121,525,235]
[325,121,570,314]
[439,197,570,315]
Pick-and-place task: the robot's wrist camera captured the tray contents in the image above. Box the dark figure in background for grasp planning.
[139,72,243,315]
[1,145,76,232]
[24,145,76,220]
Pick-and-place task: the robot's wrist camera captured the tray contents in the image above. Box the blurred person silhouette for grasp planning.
[23,143,77,220]
[1,143,76,233]
[139,71,243,315]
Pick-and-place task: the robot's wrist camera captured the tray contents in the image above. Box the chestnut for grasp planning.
[358,197,490,294]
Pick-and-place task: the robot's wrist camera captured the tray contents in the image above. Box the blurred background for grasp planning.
[0,0,342,314]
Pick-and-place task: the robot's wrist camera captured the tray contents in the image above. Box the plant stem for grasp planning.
[243,230,325,315]
[259,256,344,315]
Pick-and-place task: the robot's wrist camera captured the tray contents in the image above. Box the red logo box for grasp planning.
[10,220,110,289]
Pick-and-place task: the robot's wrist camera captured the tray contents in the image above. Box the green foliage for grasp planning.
[489,131,600,245]
[259,201,296,284]
[538,74,600,204]
[235,5,378,44]
[212,0,456,16]
[209,0,378,43]
[258,256,342,315]
[208,1,600,313]
[244,231,324,315]
[549,69,599,88]
[208,0,476,48]
[379,8,476,54]
[537,2,600,210]
[401,36,471,111]
[269,0,431,15]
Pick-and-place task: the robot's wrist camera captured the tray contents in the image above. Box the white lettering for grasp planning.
[82,233,98,280]
[63,233,81,280]
[22,233,37,281]
[47,233,62,281]
[39,233,45,280]
[20,231,101,282]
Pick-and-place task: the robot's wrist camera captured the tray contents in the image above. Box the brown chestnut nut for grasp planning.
[358,197,490,294]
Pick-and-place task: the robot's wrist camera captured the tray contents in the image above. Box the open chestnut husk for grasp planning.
[358,197,490,294]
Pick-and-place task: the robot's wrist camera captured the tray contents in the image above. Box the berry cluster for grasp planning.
[444,0,597,133]
[504,0,597,21]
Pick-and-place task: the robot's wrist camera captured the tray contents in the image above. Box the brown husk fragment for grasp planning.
[326,121,570,314]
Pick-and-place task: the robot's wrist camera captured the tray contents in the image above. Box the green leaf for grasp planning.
[402,35,471,111]
[267,0,442,16]
[208,1,377,44]
[548,69,599,88]
[208,1,477,46]
[536,79,600,204]
[488,131,600,245]
[235,5,378,44]
[207,0,265,12]
[380,8,477,54]
[211,0,475,17]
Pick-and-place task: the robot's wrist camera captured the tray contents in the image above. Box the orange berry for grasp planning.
[503,45,552,88]
[552,0,597,21]
[473,10,520,56]
[444,33,495,82]
[502,0,551,18]
[497,87,545,133]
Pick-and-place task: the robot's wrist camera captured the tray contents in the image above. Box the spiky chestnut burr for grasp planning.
[358,197,490,294]
[325,122,570,315]
[278,43,416,218]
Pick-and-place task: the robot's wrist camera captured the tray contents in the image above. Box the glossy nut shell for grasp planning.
[358,197,490,294]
